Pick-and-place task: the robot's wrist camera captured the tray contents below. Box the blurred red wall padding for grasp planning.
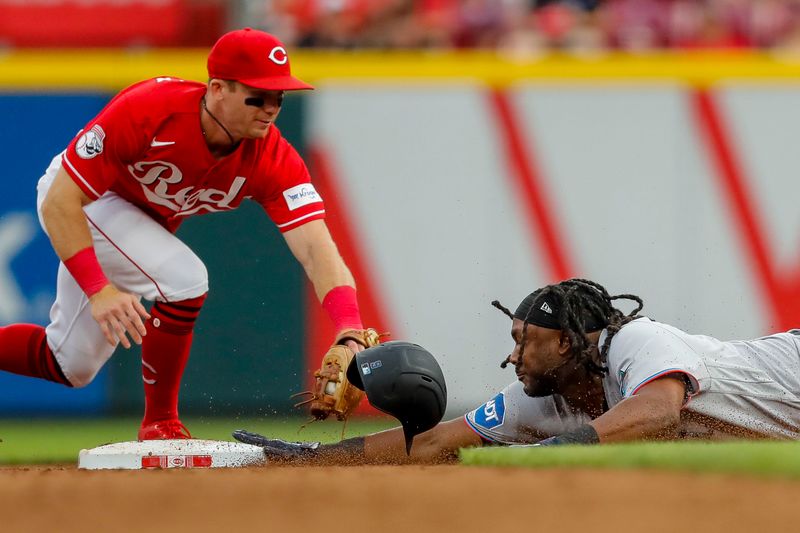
[0,0,224,47]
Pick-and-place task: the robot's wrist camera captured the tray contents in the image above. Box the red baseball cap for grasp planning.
[207,28,314,91]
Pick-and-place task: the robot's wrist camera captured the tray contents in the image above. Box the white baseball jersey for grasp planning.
[465,318,800,443]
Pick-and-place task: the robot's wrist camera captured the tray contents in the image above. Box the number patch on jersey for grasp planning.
[473,392,506,429]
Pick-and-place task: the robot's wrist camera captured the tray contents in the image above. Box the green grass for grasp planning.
[0,416,397,465]
[460,440,800,479]
[13,419,799,478]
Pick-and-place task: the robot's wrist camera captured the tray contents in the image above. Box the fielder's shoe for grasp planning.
[138,419,192,440]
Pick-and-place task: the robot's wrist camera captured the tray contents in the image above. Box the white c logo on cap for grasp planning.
[268,46,288,65]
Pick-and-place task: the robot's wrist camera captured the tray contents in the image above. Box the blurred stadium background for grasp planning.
[1,0,800,444]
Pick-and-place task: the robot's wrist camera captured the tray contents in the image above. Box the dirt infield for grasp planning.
[0,465,795,533]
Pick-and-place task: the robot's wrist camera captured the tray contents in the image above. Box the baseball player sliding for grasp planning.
[0,28,376,440]
[235,278,800,464]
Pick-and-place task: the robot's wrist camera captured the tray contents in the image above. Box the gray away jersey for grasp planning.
[602,318,800,439]
[465,381,591,444]
[465,318,800,443]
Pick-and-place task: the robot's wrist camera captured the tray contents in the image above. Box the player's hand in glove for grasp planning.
[232,430,320,462]
[336,328,381,355]
[293,328,385,421]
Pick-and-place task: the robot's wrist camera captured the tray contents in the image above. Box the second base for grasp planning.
[78,439,267,470]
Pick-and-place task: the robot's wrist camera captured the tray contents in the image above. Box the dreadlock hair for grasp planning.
[494,278,644,377]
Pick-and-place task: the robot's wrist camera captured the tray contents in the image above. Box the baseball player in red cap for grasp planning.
[0,29,367,440]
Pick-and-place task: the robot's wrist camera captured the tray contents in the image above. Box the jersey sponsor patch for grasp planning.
[283,183,322,211]
[472,392,506,430]
[75,125,106,159]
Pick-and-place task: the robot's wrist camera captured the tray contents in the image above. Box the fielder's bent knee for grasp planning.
[180,256,208,297]
[158,250,209,301]
[56,355,105,389]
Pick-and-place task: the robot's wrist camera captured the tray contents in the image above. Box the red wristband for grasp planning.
[63,246,109,298]
[322,285,363,331]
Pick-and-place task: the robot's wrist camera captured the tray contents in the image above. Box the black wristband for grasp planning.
[538,424,600,446]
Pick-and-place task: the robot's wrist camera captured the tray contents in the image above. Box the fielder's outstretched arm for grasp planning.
[282,219,367,354]
[283,219,355,301]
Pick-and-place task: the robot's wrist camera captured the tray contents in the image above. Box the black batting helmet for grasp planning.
[346,341,447,454]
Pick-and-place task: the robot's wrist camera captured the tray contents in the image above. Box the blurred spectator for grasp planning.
[246,0,800,51]
[8,0,800,52]
[668,0,746,49]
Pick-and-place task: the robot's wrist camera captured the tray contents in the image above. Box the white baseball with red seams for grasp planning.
[35,76,325,387]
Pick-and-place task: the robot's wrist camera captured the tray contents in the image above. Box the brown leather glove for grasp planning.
[333,328,381,350]
[294,328,383,421]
